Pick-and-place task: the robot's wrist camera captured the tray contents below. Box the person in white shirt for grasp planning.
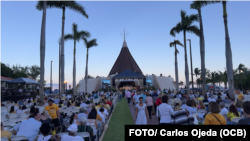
[156,95,174,125]
[61,124,84,141]
[176,92,182,98]
[208,95,216,103]
[78,108,88,121]
[98,108,106,124]
[18,88,22,93]
[16,106,23,114]
[80,101,88,108]
[36,86,39,93]
[165,89,168,94]
[13,113,42,141]
[190,93,195,100]
[133,91,141,105]
[219,102,228,116]
[98,103,109,116]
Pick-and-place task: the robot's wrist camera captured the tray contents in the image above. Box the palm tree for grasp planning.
[222,70,228,90]
[170,10,200,94]
[190,1,220,96]
[36,1,47,104]
[238,64,245,73]
[36,1,88,95]
[194,68,201,88]
[82,37,98,94]
[194,68,201,82]
[169,40,183,92]
[217,70,223,86]
[222,1,235,99]
[64,23,90,96]
[237,63,246,90]
[208,71,219,91]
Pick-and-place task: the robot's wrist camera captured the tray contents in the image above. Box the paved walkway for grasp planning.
[127,99,158,125]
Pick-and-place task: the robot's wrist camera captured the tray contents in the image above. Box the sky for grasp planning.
[1,1,250,90]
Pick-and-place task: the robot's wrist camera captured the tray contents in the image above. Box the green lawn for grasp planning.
[102,98,134,141]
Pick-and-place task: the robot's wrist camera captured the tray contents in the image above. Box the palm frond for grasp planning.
[82,37,88,47]
[186,25,200,37]
[170,22,182,37]
[79,31,90,38]
[72,23,78,37]
[65,1,88,18]
[64,34,74,41]
[87,39,98,48]
[188,14,199,23]
[36,1,63,11]
[169,42,175,47]
[174,40,184,47]
[180,10,187,20]
[83,38,98,48]
[190,1,221,9]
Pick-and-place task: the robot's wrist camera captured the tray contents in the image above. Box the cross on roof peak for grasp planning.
[120,28,129,42]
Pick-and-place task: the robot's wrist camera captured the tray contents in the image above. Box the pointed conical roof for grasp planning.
[108,40,143,75]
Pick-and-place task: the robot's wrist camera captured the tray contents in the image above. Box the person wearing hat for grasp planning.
[61,124,84,141]
[44,99,60,133]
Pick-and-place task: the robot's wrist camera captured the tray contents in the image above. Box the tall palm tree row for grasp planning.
[170,10,200,94]
[83,37,98,93]
[64,23,90,95]
[36,1,88,96]
[169,40,183,92]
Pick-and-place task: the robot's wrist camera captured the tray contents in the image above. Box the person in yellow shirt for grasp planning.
[1,122,12,141]
[204,102,226,125]
[44,99,60,132]
[235,90,244,100]
[227,104,240,125]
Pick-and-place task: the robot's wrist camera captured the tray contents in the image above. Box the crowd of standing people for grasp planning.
[124,88,250,125]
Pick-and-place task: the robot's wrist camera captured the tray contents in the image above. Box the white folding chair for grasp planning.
[5,121,16,127]
[11,135,27,141]
[203,102,209,106]
[225,103,230,108]
[231,117,242,125]
[1,137,9,141]
[9,113,18,118]
[76,132,91,141]
[197,109,206,113]
[58,132,68,137]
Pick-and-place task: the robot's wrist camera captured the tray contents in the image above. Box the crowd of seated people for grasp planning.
[1,90,117,141]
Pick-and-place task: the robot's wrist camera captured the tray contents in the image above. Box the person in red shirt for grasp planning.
[106,99,112,107]
[131,92,135,101]
[155,94,162,123]
[155,94,162,108]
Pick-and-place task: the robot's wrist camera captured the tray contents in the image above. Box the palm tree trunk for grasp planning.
[39,1,46,105]
[73,41,76,96]
[223,1,235,99]
[60,7,65,95]
[59,41,61,98]
[198,8,206,96]
[183,30,190,93]
[174,45,179,92]
[85,48,89,94]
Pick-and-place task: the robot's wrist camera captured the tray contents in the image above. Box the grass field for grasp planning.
[102,98,134,141]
